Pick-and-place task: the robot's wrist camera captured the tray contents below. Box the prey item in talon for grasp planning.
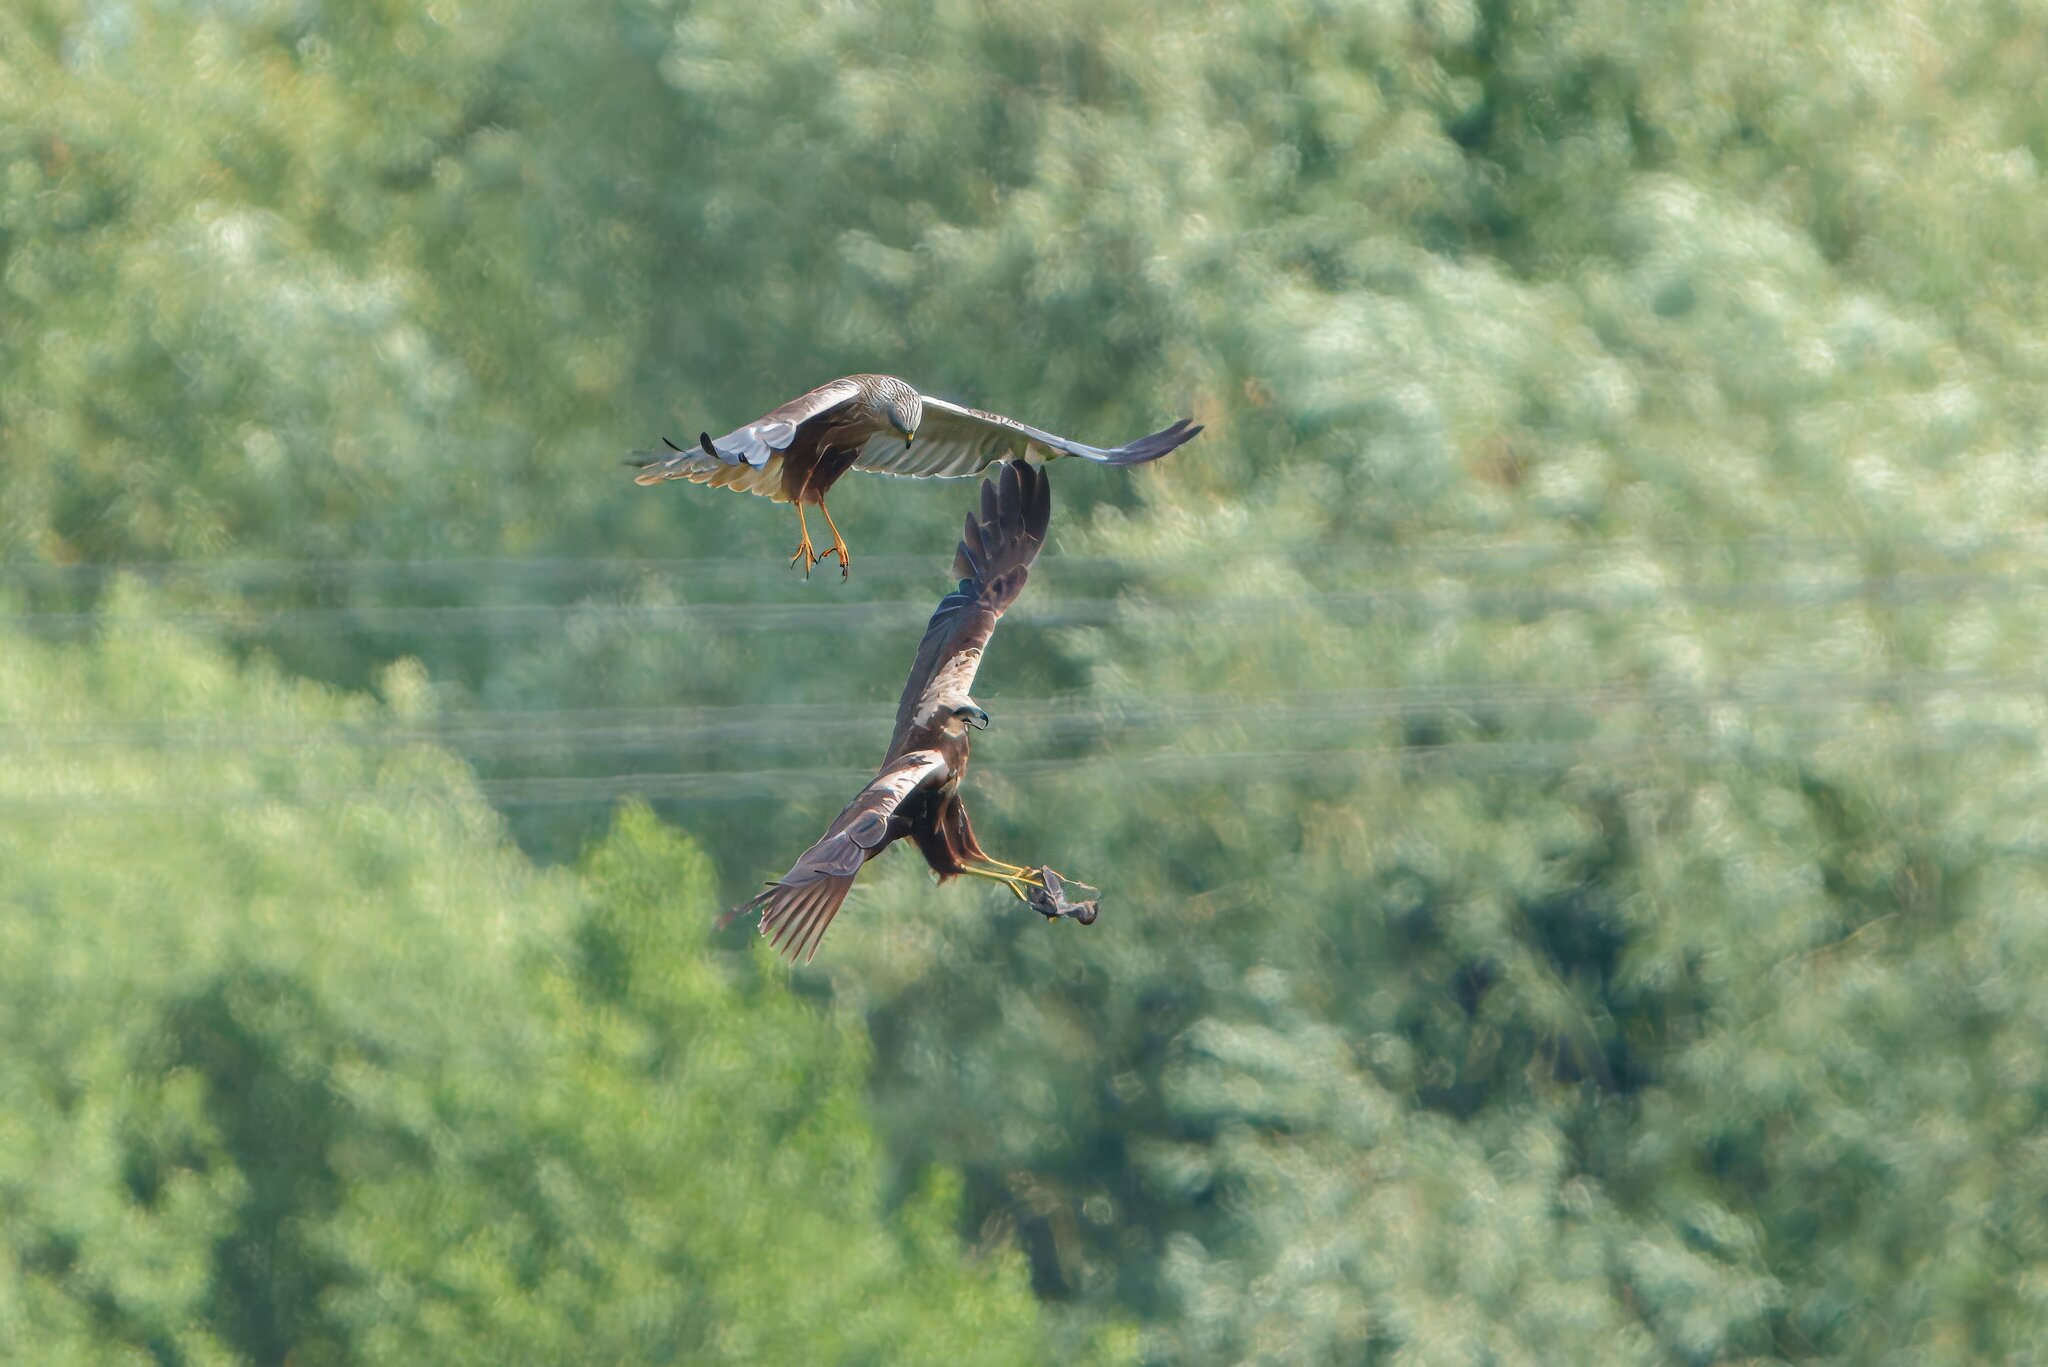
[1026,867,1101,924]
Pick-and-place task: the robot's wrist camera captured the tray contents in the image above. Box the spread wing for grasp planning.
[628,376,866,490]
[884,461,1052,761]
[719,748,950,962]
[853,395,1200,479]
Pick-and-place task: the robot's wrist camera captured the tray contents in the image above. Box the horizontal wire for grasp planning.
[0,722,2032,815]
[480,724,2033,809]
[3,570,2045,636]
[5,527,2045,583]
[2,669,2037,754]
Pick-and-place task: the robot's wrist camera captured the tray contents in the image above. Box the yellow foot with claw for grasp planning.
[816,503,853,581]
[959,861,1046,902]
[788,539,821,578]
[981,859,1042,884]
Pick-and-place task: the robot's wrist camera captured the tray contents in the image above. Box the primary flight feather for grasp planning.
[630,375,1201,578]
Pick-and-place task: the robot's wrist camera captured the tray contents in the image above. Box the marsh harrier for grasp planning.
[719,461,1099,959]
[631,375,1199,577]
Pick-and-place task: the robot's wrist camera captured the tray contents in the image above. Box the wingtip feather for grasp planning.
[1092,416,1203,466]
[798,887,836,963]
[727,875,856,963]
[946,459,1053,610]
[954,512,981,581]
[716,886,770,932]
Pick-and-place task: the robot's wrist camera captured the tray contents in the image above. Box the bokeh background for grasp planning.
[7,1,2048,1361]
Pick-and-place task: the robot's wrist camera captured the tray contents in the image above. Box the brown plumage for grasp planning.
[718,461,1085,961]
[629,374,1200,578]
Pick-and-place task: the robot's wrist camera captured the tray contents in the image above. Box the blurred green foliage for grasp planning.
[6,0,2048,1360]
[0,602,1078,1363]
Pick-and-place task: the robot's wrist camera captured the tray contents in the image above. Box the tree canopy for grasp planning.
[7,0,2048,1360]
[0,599,1078,1364]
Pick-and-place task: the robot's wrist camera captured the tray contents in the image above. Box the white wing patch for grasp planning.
[845,750,946,849]
[715,418,797,466]
[913,648,984,724]
[879,749,948,793]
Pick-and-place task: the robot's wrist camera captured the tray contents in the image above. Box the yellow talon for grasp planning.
[959,862,1045,901]
[790,505,822,577]
[817,500,852,581]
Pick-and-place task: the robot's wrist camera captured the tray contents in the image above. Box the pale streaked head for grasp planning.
[865,376,923,447]
[888,391,922,447]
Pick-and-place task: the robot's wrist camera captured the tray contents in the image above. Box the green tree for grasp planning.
[0,594,1088,1363]
[11,0,2048,1360]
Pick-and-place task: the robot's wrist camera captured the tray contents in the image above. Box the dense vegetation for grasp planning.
[6,0,2048,1360]
[0,603,1078,1362]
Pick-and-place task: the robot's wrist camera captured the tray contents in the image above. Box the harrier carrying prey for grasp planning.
[719,461,1097,961]
[630,375,1201,578]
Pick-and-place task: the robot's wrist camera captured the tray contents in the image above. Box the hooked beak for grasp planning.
[962,705,990,731]
[904,432,915,449]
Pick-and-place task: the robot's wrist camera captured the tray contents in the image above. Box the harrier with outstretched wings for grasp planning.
[630,375,1200,577]
[719,461,1095,961]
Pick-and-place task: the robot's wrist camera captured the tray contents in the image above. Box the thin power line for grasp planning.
[2,669,2037,755]
[3,570,2045,636]
[0,723,2032,815]
[4,528,2044,583]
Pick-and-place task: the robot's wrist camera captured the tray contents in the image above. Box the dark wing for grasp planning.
[718,748,948,963]
[853,395,1200,479]
[883,461,1052,761]
[628,376,866,491]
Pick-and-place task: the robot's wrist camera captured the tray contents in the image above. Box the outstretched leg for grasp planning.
[789,504,821,577]
[957,862,1046,903]
[816,499,852,580]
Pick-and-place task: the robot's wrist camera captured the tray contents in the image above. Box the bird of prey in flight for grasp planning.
[719,460,1095,961]
[630,374,1201,578]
